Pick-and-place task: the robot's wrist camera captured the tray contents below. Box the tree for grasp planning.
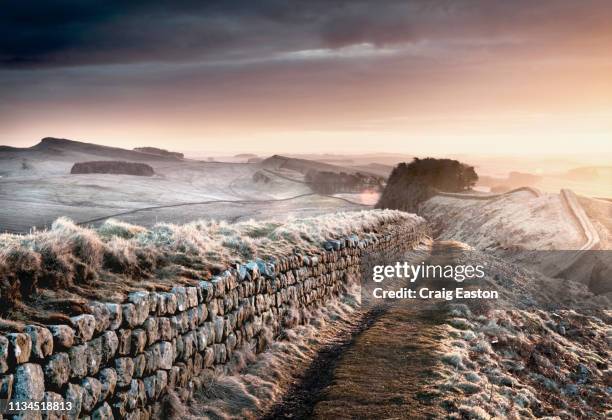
[376,157,478,212]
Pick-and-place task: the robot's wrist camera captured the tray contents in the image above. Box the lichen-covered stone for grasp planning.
[84,304,109,335]
[143,317,158,345]
[162,292,178,315]
[117,329,132,355]
[157,317,173,341]
[203,347,215,368]
[0,336,9,373]
[131,329,147,354]
[13,363,45,401]
[43,352,70,389]
[115,357,134,387]
[132,354,146,378]
[7,333,32,365]
[47,325,75,350]
[70,314,96,342]
[196,327,209,352]
[105,303,123,330]
[155,370,167,398]
[185,287,198,308]
[213,343,226,364]
[127,292,150,326]
[23,325,53,361]
[212,317,224,343]
[91,401,113,420]
[144,341,173,374]
[0,373,13,400]
[97,367,117,401]
[86,340,102,376]
[81,377,102,413]
[65,383,84,418]
[42,391,64,420]
[143,375,156,401]
[198,281,214,303]
[68,344,88,379]
[197,304,209,324]
[92,331,119,364]
[171,287,187,311]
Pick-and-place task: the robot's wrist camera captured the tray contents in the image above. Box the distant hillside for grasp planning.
[71,161,155,176]
[35,137,183,161]
[261,154,378,176]
[564,166,612,181]
[133,147,183,159]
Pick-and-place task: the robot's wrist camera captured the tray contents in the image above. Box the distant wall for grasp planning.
[0,217,427,419]
[71,161,155,176]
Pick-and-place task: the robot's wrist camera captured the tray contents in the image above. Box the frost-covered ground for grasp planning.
[436,304,611,419]
[421,191,584,250]
[0,140,371,233]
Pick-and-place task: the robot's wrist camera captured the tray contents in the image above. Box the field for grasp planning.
[0,139,371,233]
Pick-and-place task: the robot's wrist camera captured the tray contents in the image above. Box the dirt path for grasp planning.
[263,300,448,419]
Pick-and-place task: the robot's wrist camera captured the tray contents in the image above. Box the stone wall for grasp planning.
[0,217,427,419]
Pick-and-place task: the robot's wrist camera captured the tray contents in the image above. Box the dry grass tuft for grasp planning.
[0,210,420,323]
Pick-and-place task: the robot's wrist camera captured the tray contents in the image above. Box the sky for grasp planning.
[1,0,611,156]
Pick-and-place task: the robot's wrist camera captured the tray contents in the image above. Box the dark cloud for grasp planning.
[2,0,610,68]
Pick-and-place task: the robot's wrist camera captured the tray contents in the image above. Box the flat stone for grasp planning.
[7,333,32,365]
[70,314,96,342]
[43,352,70,389]
[23,325,53,360]
[13,363,45,401]
[47,325,75,350]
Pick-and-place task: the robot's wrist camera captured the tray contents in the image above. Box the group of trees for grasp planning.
[376,158,478,212]
[305,170,384,194]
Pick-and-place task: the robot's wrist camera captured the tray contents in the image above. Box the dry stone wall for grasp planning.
[0,217,427,419]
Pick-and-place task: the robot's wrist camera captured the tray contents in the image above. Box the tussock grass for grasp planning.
[0,210,419,323]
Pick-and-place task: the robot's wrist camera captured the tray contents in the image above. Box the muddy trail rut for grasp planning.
[263,299,448,419]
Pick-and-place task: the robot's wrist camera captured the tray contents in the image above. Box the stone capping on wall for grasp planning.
[0,216,428,419]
